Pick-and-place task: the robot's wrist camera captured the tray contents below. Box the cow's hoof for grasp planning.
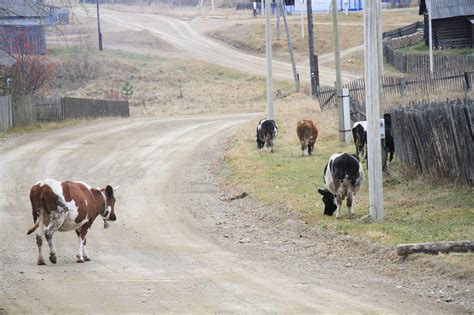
[336,216,342,220]
[49,254,57,264]
[76,256,85,263]
[37,259,46,266]
[84,256,91,262]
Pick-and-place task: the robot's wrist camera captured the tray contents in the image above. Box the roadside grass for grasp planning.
[49,46,292,116]
[399,41,474,56]
[222,94,474,246]
[0,119,82,138]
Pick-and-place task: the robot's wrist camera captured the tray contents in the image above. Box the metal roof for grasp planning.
[0,50,16,67]
[433,0,473,19]
[0,0,49,18]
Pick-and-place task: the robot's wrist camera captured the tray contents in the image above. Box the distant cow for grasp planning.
[352,121,367,160]
[256,118,278,153]
[296,119,319,156]
[383,113,395,166]
[318,153,364,220]
[351,114,395,170]
[27,179,117,265]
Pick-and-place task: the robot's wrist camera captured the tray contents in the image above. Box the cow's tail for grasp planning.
[27,221,39,235]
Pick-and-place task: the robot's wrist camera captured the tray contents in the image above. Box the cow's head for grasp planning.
[102,185,117,223]
[318,188,337,216]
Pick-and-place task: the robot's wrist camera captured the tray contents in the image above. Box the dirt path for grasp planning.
[0,116,466,313]
[73,7,358,85]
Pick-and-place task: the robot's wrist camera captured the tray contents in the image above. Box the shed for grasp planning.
[419,0,474,49]
[0,0,49,55]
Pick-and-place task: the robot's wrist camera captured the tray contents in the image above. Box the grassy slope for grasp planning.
[49,46,293,116]
[207,9,423,62]
[223,94,474,246]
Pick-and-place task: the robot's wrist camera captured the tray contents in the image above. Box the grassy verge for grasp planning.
[399,41,474,56]
[222,94,474,246]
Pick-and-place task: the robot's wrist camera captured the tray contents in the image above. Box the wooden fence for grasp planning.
[382,21,474,74]
[62,97,130,119]
[390,99,474,185]
[13,95,34,126]
[0,95,13,132]
[317,71,474,110]
[35,97,130,121]
[382,21,424,40]
[384,46,474,74]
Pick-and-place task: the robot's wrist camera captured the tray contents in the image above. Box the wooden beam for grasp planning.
[396,240,474,258]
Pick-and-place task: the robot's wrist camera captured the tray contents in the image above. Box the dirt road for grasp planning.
[73,7,358,85]
[0,116,464,313]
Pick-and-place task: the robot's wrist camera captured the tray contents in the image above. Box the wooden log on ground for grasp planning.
[396,240,474,258]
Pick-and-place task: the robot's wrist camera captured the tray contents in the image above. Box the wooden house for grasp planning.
[419,0,474,49]
[0,50,16,96]
[0,0,50,55]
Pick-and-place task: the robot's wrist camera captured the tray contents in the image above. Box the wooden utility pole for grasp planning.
[377,0,383,75]
[276,0,281,40]
[96,0,103,51]
[301,10,304,39]
[280,0,300,92]
[265,0,274,119]
[307,0,319,96]
[427,0,434,77]
[364,0,384,221]
[331,0,344,142]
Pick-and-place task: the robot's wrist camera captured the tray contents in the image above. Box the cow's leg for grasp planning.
[76,226,90,263]
[308,142,313,156]
[75,230,85,263]
[347,192,355,221]
[45,231,57,264]
[267,139,273,153]
[335,186,344,219]
[301,142,305,156]
[82,238,91,262]
[36,213,46,265]
[44,209,66,264]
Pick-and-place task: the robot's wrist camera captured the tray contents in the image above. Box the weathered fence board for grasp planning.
[62,97,129,119]
[0,95,13,132]
[13,95,34,127]
[390,99,474,185]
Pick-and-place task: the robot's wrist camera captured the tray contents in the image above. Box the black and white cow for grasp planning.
[256,118,278,153]
[317,153,364,220]
[351,114,395,170]
[383,113,395,164]
[351,121,367,160]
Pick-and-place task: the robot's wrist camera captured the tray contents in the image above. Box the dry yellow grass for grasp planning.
[222,93,474,248]
[207,7,423,65]
[50,46,293,117]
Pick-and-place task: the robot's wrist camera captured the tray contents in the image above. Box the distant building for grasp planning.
[0,0,50,55]
[419,0,474,49]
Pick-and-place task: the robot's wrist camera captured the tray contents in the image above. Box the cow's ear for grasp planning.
[105,185,114,199]
[317,189,325,195]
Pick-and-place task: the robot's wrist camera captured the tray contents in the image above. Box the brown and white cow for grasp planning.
[27,179,117,265]
[296,119,319,156]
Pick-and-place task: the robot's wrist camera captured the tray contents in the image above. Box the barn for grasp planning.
[0,0,49,55]
[419,0,474,49]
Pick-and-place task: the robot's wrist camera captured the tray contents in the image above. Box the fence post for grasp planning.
[399,77,406,96]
